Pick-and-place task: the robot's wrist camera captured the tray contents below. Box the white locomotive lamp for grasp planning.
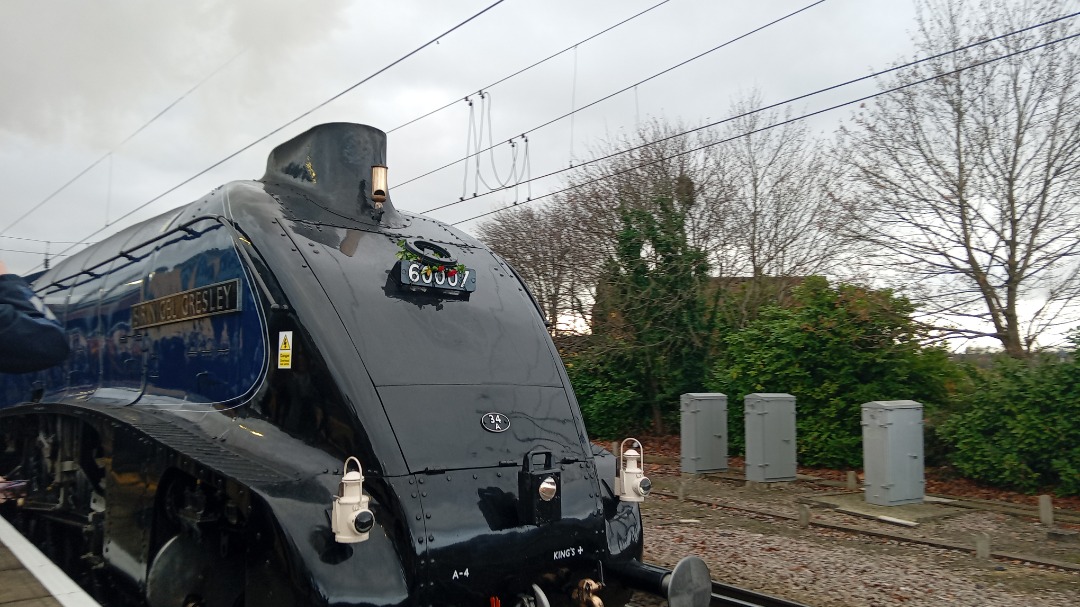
[615,438,652,502]
[332,457,376,543]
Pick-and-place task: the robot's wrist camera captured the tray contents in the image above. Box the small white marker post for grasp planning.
[1039,495,1054,527]
[798,504,811,528]
[974,532,991,560]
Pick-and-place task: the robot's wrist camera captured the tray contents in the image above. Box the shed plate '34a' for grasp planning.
[482,412,510,433]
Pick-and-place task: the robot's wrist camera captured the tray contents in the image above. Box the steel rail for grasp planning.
[710,580,810,607]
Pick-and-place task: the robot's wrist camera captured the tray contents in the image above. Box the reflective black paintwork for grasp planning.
[0,123,644,606]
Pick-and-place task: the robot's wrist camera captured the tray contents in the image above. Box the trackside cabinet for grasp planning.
[680,393,728,473]
[861,400,925,506]
[744,393,797,482]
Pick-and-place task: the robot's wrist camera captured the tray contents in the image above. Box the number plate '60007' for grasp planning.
[395,260,477,293]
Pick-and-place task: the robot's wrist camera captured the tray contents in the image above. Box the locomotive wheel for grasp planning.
[147,533,244,607]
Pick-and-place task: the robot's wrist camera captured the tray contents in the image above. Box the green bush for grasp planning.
[707,277,960,468]
[939,341,1080,496]
[576,185,713,436]
[565,349,652,439]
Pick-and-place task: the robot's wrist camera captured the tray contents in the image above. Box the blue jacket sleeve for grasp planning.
[0,274,70,373]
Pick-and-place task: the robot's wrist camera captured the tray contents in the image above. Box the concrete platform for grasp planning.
[797,491,963,526]
[0,516,101,607]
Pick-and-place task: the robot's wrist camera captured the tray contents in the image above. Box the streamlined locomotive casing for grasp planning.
[0,123,688,606]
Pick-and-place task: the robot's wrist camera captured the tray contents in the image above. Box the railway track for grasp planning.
[710,580,810,607]
[650,488,1080,574]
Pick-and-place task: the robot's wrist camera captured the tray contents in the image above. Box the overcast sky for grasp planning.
[0,0,924,276]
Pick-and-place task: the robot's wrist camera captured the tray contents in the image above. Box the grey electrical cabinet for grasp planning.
[861,400,925,506]
[744,393,797,482]
[680,393,728,473]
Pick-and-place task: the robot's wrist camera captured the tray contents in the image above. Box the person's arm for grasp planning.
[0,262,70,373]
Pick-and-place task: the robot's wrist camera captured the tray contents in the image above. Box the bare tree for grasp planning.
[478,109,856,332]
[716,92,855,279]
[480,119,728,332]
[838,0,1080,356]
[564,119,732,270]
[709,92,862,327]
[553,114,832,331]
[475,203,587,334]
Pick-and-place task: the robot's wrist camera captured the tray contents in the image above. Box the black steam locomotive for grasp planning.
[0,123,710,607]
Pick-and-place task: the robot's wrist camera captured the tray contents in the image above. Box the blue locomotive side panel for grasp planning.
[139,220,265,405]
[99,247,151,395]
[0,215,266,408]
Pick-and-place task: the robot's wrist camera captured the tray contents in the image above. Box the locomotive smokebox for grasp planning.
[263,122,402,225]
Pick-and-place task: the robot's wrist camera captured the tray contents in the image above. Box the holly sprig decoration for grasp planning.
[396,239,466,277]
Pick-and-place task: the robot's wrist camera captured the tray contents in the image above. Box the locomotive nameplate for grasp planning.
[395,260,476,293]
[131,278,242,329]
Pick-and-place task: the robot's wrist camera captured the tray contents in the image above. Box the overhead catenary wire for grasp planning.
[385,0,674,135]
[26,3,1079,272]
[30,0,509,274]
[10,1,665,262]
[419,9,1080,216]
[450,30,1080,227]
[0,51,245,238]
[0,247,70,257]
[462,92,533,197]
[395,0,830,191]
[0,235,97,271]
[0,236,92,267]
[0,235,94,245]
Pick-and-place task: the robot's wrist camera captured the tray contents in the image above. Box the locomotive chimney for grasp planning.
[262,123,402,227]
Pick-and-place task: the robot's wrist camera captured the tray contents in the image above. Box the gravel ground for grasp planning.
[635,469,1080,607]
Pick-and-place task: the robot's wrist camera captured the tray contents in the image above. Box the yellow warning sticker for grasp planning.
[278,331,293,369]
